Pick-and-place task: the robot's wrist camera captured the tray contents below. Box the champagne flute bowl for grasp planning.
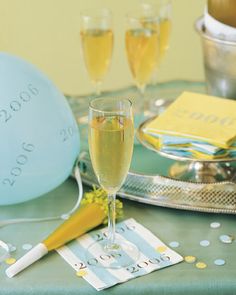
[80,8,114,96]
[125,6,160,120]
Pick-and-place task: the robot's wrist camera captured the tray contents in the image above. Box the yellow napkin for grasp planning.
[145,91,236,149]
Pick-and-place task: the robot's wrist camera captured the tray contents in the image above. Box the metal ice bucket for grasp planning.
[195,16,236,100]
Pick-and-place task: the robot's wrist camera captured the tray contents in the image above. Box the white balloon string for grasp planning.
[60,160,83,220]
[0,160,83,228]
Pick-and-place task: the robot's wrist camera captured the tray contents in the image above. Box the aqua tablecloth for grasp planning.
[1,179,236,295]
[1,81,236,295]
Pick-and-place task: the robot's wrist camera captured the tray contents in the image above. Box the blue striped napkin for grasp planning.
[57,218,183,291]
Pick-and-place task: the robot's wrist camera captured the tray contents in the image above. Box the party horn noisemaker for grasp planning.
[6,188,123,278]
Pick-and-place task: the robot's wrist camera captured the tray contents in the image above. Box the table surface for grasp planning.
[1,81,236,295]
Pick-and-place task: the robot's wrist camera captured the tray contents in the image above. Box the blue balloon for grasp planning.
[0,52,80,205]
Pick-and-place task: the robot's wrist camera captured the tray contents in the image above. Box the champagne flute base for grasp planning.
[85,236,140,269]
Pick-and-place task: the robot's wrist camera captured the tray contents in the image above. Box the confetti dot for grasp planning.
[169,241,180,248]
[219,235,234,244]
[76,270,87,277]
[156,246,167,253]
[5,257,16,265]
[7,244,16,253]
[22,244,33,251]
[200,240,210,247]
[184,256,197,263]
[210,222,221,229]
[214,259,225,266]
[196,262,207,269]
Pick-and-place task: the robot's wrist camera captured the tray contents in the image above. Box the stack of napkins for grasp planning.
[143,92,236,160]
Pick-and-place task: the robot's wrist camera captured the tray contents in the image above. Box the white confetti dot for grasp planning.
[169,241,180,248]
[200,240,210,247]
[214,259,225,266]
[210,222,221,229]
[22,243,33,250]
[219,235,234,244]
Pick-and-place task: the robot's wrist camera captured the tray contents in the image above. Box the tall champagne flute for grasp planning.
[87,97,139,268]
[142,0,172,110]
[80,8,113,96]
[156,0,171,65]
[125,7,160,118]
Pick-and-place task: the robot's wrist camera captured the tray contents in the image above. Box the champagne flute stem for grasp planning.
[93,81,102,96]
[107,193,116,247]
[137,84,146,114]
[139,84,146,96]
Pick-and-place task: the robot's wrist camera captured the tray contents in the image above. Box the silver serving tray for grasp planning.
[77,151,236,214]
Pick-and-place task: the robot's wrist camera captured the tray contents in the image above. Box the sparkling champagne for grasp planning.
[142,18,171,62]
[159,19,171,60]
[125,28,159,88]
[81,29,113,83]
[89,116,134,194]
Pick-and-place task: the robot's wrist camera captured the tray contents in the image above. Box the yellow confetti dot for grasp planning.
[5,257,16,265]
[196,262,207,269]
[156,246,167,253]
[76,270,87,277]
[184,256,197,263]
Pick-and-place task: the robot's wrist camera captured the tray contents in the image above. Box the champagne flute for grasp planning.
[80,8,113,96]
[125,6,160,119]
[87,97,139,268]
[156,0,171,65]
[142,0,172,110]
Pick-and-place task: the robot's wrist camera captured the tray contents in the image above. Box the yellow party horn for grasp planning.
[6,188,123,278]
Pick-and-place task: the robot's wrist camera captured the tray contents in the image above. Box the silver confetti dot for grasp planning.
[169,241,180,248]
[22,243,33,250]
[219,235,234,244]
[210,222,221,229]
[214,259,225,266]
[200,240,210,247]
